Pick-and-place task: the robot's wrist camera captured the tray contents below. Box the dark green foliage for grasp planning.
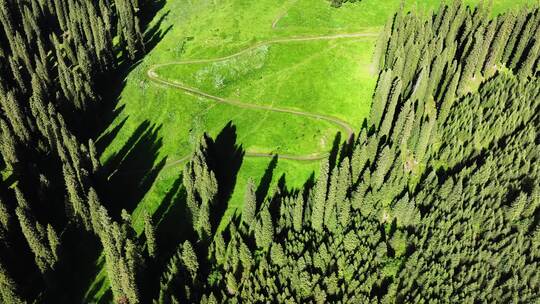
[144,212,157,258]
[0,0,147,301]
[141,3,540,303]
[0,261,23,304]
[1,1,539,303]
[97,205,141,303]
[242,178,256,227]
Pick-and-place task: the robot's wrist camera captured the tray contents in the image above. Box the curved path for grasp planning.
[147,32,378,165]
[271,0,298,29]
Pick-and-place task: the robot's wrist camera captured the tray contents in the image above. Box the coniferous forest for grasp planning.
[0,0,539,303]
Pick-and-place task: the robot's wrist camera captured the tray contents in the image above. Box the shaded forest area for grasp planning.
[0,0,539,303]
[0,0,164,302]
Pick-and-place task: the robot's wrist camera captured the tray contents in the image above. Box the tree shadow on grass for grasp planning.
[96,115,128,155]
[137,173,189,302]
[153,175,192,258]
[90,0,173,216]
[80,256,106,303]
[136,122,246,300]
[44,227,103,303]
[63,1,172,303]
[100,120,166,217]
[90,0,171,142]
[256,155,278,204]
[205,122,245,235]
[144,11,172,54]
[327,132,342,172]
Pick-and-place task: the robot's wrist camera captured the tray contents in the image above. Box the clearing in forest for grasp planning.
[87,0,537,301]
[99,0,537,233]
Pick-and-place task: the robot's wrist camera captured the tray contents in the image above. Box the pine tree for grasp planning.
[144,212,157,258]
[461,26,485,85]
[0,261,24,304]
[15,205,55,273]
[311,160,329,232]
[415,115,435,164]
[0,90,30,143]
[292,195,304,232]
[98,206,123,299]
[87,187,103,234]
[181,240,199,280]
[517,31,540,78]
[47,224,60,261]
[475,20,497,77]
[123,240,141,304]
[372,146,395,190]
[255,206,274,250]
[196,200,212,241]
[0,119,18,166]
[63,163,90,230]
[242,178,256,228]
[483,12,515,75]
[379,78,402,141]
[369,70,393,130]
[501,10,525,66]
[0,199,9,231]
[88,138,100,173]
[324,166,339,233]
[270,242,286,266]
[438,65,461,125]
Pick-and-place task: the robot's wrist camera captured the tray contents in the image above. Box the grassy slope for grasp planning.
[89,0,535,301]
[100,0,385,232]
[101,0,536,229]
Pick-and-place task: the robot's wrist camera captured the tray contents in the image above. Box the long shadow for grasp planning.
[139,173,191,303]
[267,173,288,221]
[103,120,151,170]
[140,0,168,31]
[204,122,245,235]
[43,226,103,303]
[90,0,171,142]
[96,115,128,155]
[328,132,342,171]
[62,1,172,302]
[154,174,193,255]
[137,122,245,301]
[100,121,166,217]
[256,155,278,204]
[89,1,173,217]
[144,11,173,54]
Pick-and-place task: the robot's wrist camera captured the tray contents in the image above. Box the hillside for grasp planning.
[0,0,538,303]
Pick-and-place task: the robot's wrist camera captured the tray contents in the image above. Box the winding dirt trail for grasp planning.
[271,0,298,29]
[147,31,378,166]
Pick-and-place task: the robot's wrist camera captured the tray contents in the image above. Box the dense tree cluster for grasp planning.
[0,0,146,302]
[1,0,539,303]
[145,2,539,303]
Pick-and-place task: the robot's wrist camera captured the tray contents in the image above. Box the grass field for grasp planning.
[99,0,386,233]
[90,0,537,300]
[101,0,537,228]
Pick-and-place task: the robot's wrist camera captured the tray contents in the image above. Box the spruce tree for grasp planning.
[15,205,55,273]
[0,119,18,166]
[47,224,60,261]
[311,160,329,232]
[0,261,24,304]
[242,178,256,228]
[144,212,157,258]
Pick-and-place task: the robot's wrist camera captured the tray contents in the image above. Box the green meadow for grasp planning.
[85,0,537,301]
[100,0,537,232]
